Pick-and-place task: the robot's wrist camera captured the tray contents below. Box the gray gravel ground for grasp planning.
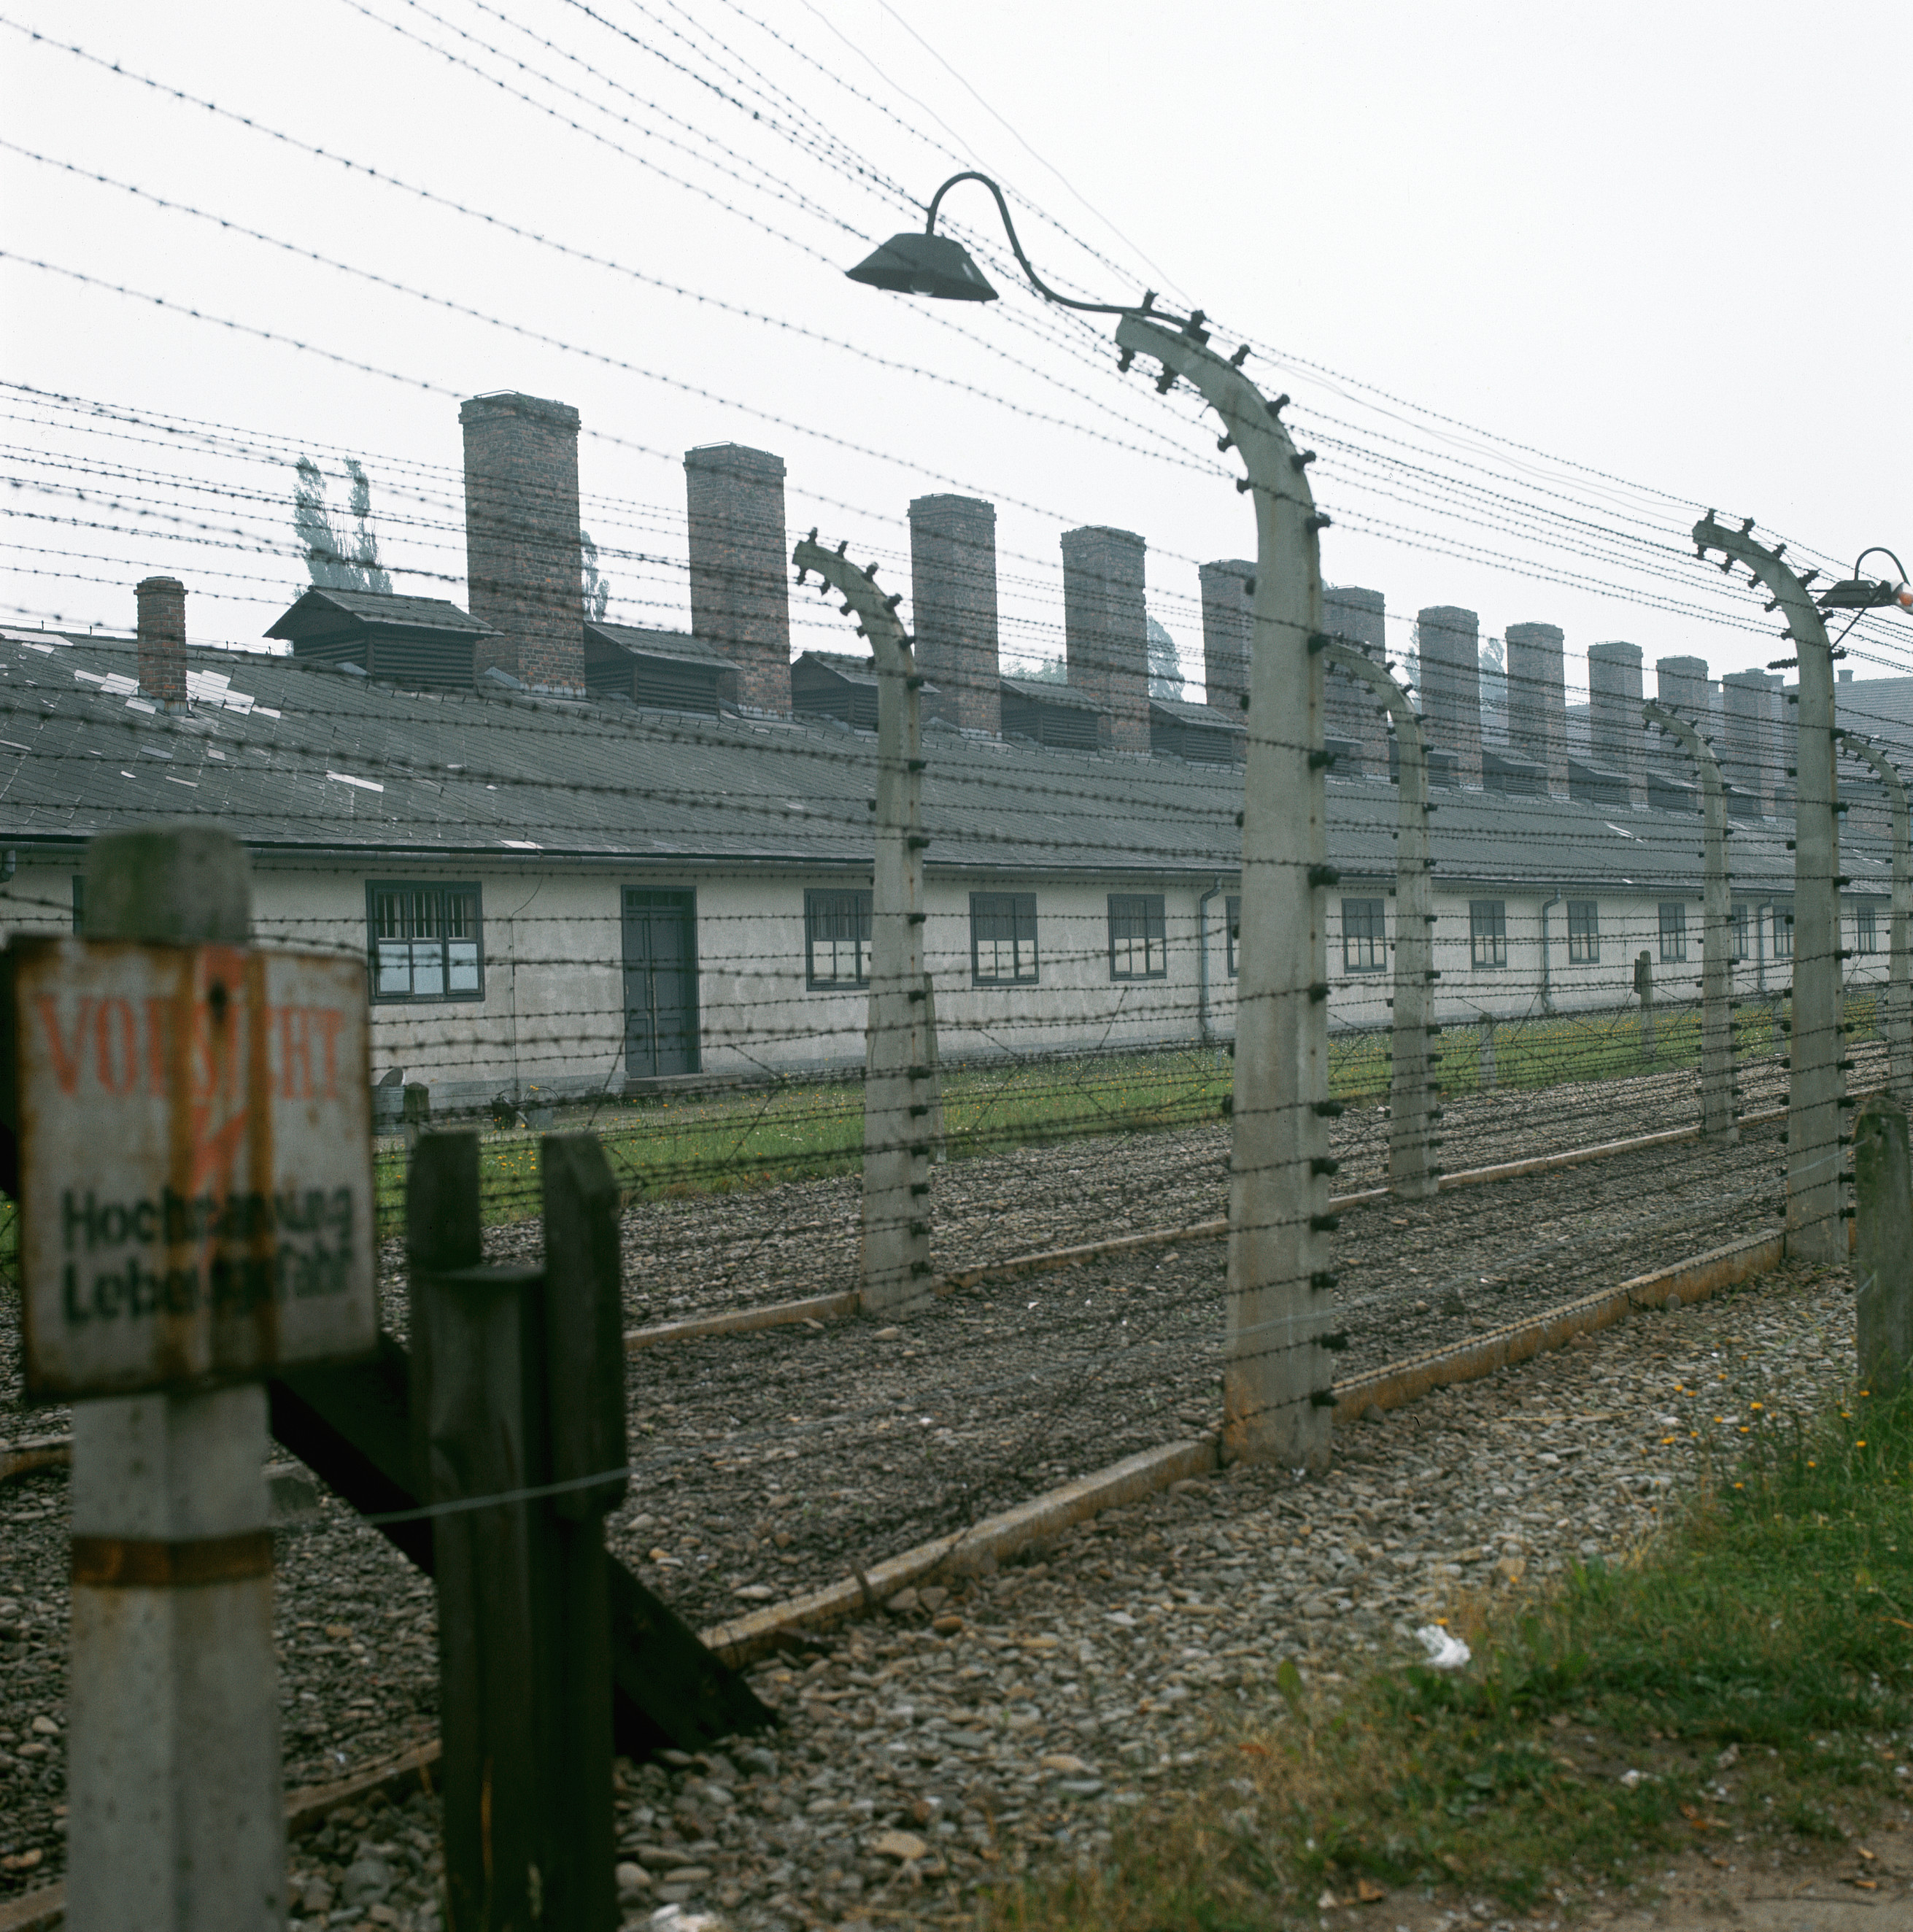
[0,1039,1845,1923]
[270,1256,1861,1931]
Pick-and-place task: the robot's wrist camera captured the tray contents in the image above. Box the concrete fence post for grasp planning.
[794,536,936,1313]
[1843,739,1912,1104]
[1645,698,1737,1140]
[1117,315,1332,1469]
[1634,949,1656,1063]
[66,825,288,1932]
[1477,1017,1497,1093]
[1854,1092,1913,1395]
[1321,641,1435,1199]
[1694,516,1847,1260]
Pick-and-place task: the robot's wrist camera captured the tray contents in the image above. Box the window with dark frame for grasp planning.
[1775,910,1793,959]
[1659,901,1688,965]
[1226,894,1240,978]
[1566,899,1599,964]
[970,892,1038,985]
[804,888,872,988]
[367,882,484,1002]
[1858,906,1879,956]
[1469,900,1507,969]
[1730,903,1750,962]
[1108,894,1167,980]
[1341,897,1385,973]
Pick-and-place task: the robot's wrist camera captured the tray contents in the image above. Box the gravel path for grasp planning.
[0,1038,1852,1923]
[4,1253,1848,1927]
[484,1043,1802,1328]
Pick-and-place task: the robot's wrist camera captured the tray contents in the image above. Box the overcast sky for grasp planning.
[1,0,1907,698]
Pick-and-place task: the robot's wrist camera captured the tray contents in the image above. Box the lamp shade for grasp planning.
[1821,579,1911,611]
[845,232,998,302]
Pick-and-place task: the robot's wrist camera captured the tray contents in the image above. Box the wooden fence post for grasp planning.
[540,1133,627,1932]
[1635,950,1656,1062]
[1855,1092,1913,1396]
[409,1132,550,1932]
[64,826,288,1932]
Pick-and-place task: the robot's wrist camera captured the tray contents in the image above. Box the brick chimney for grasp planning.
[1655,654,1711,722]
[1416,605,1483,787]
[1723,670,1778,816]
[1199,560,1253,714]
[1587,641,1647,809]
[136,576,188,712]
[1062,526,1149,753]
[908,495,999,735]
[1323,585,1388,778]
[1505,622,1568,798]
[684,444,791,716]
[460,391,586,695]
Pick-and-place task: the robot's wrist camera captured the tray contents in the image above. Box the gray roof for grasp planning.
[1149,695,1245,733]
[1000,674,1100,712]
[264,588,493,641]
[585,622,737,671]
[0,629,1868,897]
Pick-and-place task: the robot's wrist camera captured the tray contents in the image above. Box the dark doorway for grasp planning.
[622,889,699,1078]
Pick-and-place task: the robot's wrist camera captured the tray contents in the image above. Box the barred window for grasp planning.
[1730,903,1750,962]
[805,889,871,988]
[1342,898,1385,973]
[1566,900,1599,965]
[1226,894,1240,979]
[368,883,483,1002]
[1659,901,1688,965]
[971,892,1038,985]
[1469,900,1507,970]
[1858,906,1879,956]
[1108,894,1167,980]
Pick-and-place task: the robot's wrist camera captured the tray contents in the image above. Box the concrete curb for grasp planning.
[696,1433,1221,1669]
[0,1437,72,1486]
[1331,1226,1788,1422]
[625,1289,861,1353]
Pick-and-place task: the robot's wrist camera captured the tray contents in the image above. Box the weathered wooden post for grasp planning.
[1693,516,1847,1260]
[1843,738,1912,1104]
[1635,949,1656,1063]
[1645,698,1737,1140]
[1116,314,1334,1469]
[1854,1092,1913,1395]
[12,823,377,1932]
[539,1133,627,1932]
[409,1134,546,1932]
[409,1127,627,1931]
[1320,640,1436,1199]
[793,535,937,1313]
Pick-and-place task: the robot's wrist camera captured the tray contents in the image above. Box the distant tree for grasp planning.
[1021,656,1068,684]
[1480,633,1507,717]
[294,457,390,594]
[581,529,611,622]
[1146,614,1183,701]
[344,460,392,594]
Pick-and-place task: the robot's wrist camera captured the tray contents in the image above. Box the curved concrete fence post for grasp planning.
[1116,314,1333,1471]
[1323,640,1436,1198]
[1841,737,1912,1103]
[1693,515,1847,1261]
[794,536,935,1315]
[1644,699,1737,1141]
